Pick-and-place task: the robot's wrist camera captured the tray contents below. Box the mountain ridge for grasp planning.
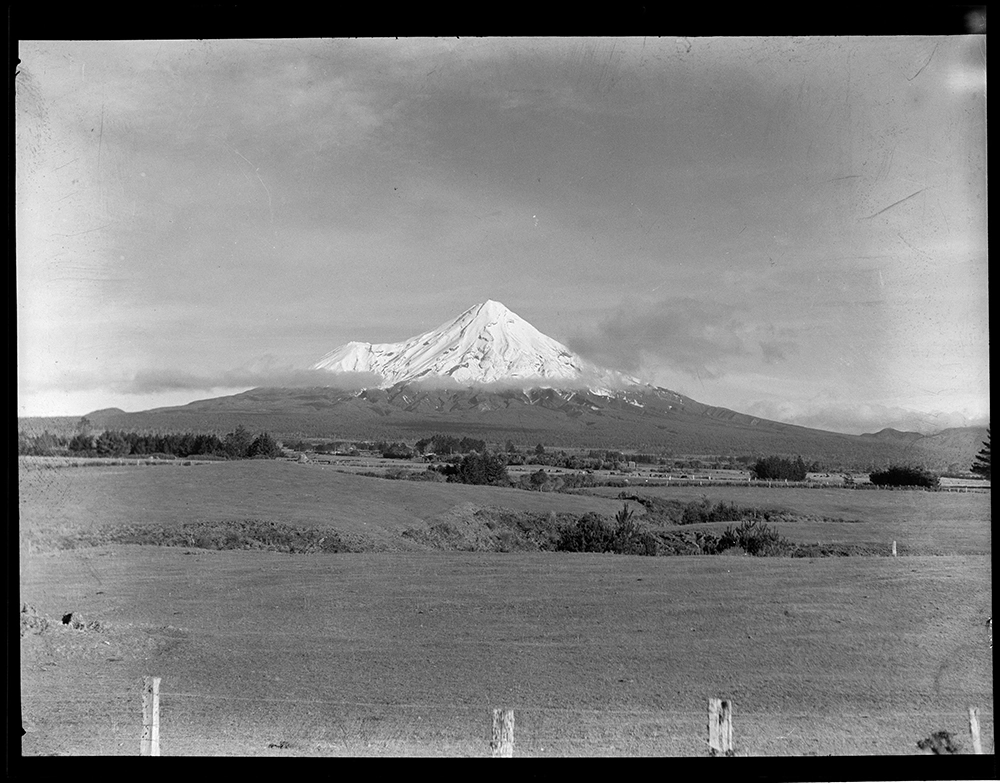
[312,300,641,392]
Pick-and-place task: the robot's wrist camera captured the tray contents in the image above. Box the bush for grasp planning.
[868,465,939,488]
[674,496,777,526]
[653,531,706,556]
[556,504,658,555]
[556,513,616,553]
[751,456,807,481]
[612,504,659,556]
[716,520,796,556]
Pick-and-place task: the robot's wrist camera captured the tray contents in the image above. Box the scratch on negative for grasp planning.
[97,102,105,172]
[54,223,113,238]
[822,175,861,184]
[859,189,926,221]
[907,44,938,82]
[229,145,274,223]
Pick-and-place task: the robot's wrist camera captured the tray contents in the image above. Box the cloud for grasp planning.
[567,297,798,381]
[110,360,384,395]
[742,398,987,436]
[758,337,798,365]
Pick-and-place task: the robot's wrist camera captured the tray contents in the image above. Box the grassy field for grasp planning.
[17,459,629,554]
[18,460,993,757]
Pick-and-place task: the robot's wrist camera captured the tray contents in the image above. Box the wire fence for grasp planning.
[20,677,995,757]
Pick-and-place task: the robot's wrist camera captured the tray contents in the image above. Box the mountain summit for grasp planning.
[312,300,639,390]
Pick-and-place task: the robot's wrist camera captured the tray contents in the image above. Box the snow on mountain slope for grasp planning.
[312,300,641,391]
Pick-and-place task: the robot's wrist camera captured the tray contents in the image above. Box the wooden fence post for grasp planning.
[141,676,161,756]
[969,706,983,754]
[708,698,733,757]
[491,708,514,757]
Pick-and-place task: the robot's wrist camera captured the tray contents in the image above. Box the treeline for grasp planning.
[286,431,834,474]
[282,435,488,460]
[18,425,282,460]
[415,434,487,455]
[868,465,939,488]
[750,456,811,481]
[430,452,510,485]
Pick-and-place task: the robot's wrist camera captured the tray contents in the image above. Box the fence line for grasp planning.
[26,676,984,757]
[22,689,995,721]
[140,676,160,756]
[969,706,983,754]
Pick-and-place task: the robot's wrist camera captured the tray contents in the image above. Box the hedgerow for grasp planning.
[868,465,939,488]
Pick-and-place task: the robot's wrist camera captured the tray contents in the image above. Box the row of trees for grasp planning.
[414,434,487,455]
[750,456,810,481]
[868,465,939,489]
[18,426,282,460]
[432,451,511,485]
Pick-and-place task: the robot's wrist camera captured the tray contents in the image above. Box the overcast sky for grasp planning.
[16,37,988,434]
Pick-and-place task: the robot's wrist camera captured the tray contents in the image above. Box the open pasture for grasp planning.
[19,459,992,757]
[20,548,992,756]
[18,459,628,554]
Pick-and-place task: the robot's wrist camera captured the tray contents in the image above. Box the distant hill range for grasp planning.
[61,384,985,472]
[18,301,988,472]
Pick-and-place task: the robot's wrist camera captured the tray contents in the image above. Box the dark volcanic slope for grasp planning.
[75,384,985,470]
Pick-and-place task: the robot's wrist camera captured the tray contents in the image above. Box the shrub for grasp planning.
[751,456,807,481]
[868,465,939,488]
[527,468,550,490]
[694,531,722,554]
[556,513,616,553]
[653,531,705,556]
[611,503,658,555]
[676,496,776,525]
[556,504,658,555]
[716,520,796,556]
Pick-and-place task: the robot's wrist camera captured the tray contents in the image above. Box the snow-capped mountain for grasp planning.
[312,300,641,391]
[80,299,987,467]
